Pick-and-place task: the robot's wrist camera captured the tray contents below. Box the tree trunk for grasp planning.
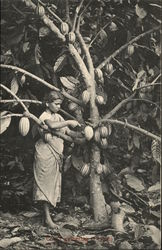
[90,144,109,222]
[89,79,109,223]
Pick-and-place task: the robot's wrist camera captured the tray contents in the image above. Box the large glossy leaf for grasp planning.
[60,76,75,90]
[125,174,145,191]
[0,112,11,134]
[53,54,67,72]
[11,77,19,94]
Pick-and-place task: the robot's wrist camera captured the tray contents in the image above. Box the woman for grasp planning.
[33,91,80,228]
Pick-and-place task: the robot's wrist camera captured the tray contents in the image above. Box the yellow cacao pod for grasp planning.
[100,126,108,138]
[102,164,110,176]
[35,5,45,17]
[43,16,50,25]
[96,95,104,105]
[94,128,101,142]
[84,126,94,141]
[100,138,108,149]
[127,45,134,56]
[61,22,69,34]
[96,164,103,175]
[82,90,90,104]
[81,163,90,176]
[19,117,30,136]
[105,63,113,74]
[68,102,78,112]
[44,133,52,142]
[68,32,76,43]
[95,68,103,80]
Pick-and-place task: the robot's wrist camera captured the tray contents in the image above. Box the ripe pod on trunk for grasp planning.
[94,128,101,142]
[105,63,113,74]
[81,163,90,176]
[127,45,134,56]
[100,126,108,138]
[19,117,30,136]
[96,95,104,105]
[84,126,94,141]
[68,32,76,43]
[35,6,45,17]
[102,164,110,176]
[44,133,52,142]
[95,68,103,80]
[96,164,103,175]
[43,16,50,25]
[100,138,108,149]
[68,102,78,112]
[61,22,69,34]
[82,90,90,104]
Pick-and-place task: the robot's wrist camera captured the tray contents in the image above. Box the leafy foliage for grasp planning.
[0,0,161,248]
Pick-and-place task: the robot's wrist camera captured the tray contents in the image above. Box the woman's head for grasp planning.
[44,91,63,113]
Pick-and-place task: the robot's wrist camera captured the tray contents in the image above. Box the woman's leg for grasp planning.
[43,201,59,229]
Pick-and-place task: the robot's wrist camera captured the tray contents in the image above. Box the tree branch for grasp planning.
[72,0,84,31]
[97,26,160,69]
[0,84,29,112]
[68,44,92,88]
[0,64,82,105]
[38,0,63,23]
[103,93,136,119]
[97,119,161,142]
[0,99,77,120]
[22,0,65,42]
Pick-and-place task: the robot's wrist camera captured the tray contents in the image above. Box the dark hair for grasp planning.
[44,91,63,103]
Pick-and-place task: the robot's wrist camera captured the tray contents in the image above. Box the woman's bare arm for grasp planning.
[44,119,80,129]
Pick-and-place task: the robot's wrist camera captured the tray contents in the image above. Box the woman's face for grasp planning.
[48,99,62,113]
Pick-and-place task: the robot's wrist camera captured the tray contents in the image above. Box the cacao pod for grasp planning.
[84,126,94,141]
[61,22,69,34]
[94,128,101,142]
[102,164,110,176]
[81,163,90,176]
[82,90,90,104]
[100,126,108,138]
[44,133,52,142]
[96,95,104,105]
[68,102,78,112]
[68,32,76,43]
[105,63,113,74]
[96,164,103,175]
[19,117,30,136]
[127,45,134,56]
[35,5,45,17]
[100,138,108,149]
[43,16,50,25]
[95,68,103,79]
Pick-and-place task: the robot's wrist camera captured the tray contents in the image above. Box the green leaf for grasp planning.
[133,133,140,149]
[60,76,75,90]
[0,113,11,134]
[125,174,145,191]
[53,54,67,73]
[11,76,19,94]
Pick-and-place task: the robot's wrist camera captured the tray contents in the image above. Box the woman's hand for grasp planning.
[68,120,81,128]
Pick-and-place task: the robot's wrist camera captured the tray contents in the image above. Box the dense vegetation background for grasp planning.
[0,0,161,249]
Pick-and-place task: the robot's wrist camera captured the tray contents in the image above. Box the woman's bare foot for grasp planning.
[44,218,60,229]
[43,201,60,229]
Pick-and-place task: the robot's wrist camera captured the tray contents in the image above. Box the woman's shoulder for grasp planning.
[54,113,65,122]
[39,110,52,122]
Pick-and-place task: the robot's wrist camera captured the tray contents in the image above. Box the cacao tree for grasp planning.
[0,0,161,229]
